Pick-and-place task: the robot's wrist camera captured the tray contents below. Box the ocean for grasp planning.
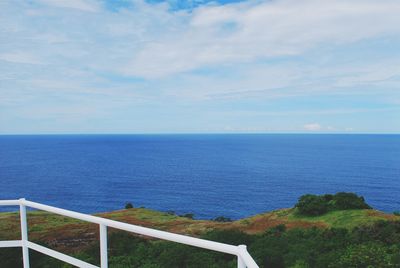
[0,134,399,219]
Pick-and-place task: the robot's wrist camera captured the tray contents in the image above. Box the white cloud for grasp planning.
[121,0,400,78]
[302,124,356,132]
[0,0,400,133]
[2,0,400,79]
[0,52,44,65]
[38,0,100,12]
[303,123,322,131]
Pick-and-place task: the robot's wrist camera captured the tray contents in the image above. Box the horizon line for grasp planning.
[0,132,399,136]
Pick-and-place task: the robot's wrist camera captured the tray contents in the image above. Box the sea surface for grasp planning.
[0,134,399,219]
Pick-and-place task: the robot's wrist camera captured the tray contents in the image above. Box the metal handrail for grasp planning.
[0,199,259,268]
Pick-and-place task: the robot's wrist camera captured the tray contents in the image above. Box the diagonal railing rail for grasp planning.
[0,199,259,268]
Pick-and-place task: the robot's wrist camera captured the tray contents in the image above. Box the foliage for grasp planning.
[213,216,232,222]
[335,243,398,268]
[0,193,397,268]
[332,192,371,210]
[180,213,195,219]
[295,192,371,216]
[3,220,398,268]
[295,194,329,216]
[125,202,134,209]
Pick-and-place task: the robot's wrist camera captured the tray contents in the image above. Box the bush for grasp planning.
[125,202,133,209]
[32,220,400,268]
[295,194,329,216]
[290,260,310,268]
[202,229,254,246]
[180,213,194,219]
[213,216,232,222]
[332,192,371,210]
[295,192,371,216]
[166,210,176,215]
[265,224,287,236]
[336,243,395,267]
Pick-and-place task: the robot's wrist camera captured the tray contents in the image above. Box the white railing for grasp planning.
[0,199,259,268]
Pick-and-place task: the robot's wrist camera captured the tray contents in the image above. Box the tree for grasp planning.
[125,202,133,209]
[332,192,371,210]
[295,192,371,216]
[295,194,328,216]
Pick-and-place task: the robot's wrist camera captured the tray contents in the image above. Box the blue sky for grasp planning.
[0,0,399,134]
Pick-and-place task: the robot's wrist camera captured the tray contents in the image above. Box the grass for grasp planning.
[99,208,182,224]
[0,206,398,253]
[287,209,399,229]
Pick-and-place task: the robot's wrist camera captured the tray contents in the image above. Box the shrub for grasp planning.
[265,224,287,236]
[290,259,310,268]
[202,229,254,246]
[336,243,394,267]
[393,211,400,216]
[166,210,175,215]
[180,213,194,219]
[295,192,371,216]
[125,202,133,209]
[295,194,328,216]
[213,216,232,222]
[28,219,399,268]
[331,192,371,210]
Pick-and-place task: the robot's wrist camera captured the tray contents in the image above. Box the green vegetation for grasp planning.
[125,202,134,209]
[213,216,232,222]
[289,209,392,229]
[295,193,371,216]
[180,213,195,219]
[2,221,399,268]
[0,192,399,267]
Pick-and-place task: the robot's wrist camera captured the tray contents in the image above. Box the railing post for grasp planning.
[238,245,246,268]
[100,224,108,268]
[19,198,30,268]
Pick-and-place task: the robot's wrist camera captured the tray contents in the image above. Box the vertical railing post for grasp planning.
[100,224,108,268]
[19,198,30,268]
[238,245,246,268]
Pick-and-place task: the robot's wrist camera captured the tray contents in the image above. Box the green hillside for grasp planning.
[0,193,399,267]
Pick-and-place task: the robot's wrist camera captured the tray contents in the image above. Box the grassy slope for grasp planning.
[0,207,398,253]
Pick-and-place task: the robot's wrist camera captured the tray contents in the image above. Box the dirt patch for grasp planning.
[235,216,327,234]
[367,210,398,220]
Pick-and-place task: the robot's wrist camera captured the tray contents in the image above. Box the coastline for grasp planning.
[1,206,398,254]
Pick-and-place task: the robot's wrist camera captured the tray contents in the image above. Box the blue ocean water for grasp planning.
[0,134,399,219]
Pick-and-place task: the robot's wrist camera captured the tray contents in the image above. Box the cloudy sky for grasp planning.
[1,0,399,134]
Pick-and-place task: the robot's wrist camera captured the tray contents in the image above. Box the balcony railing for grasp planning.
[0,199,259,268]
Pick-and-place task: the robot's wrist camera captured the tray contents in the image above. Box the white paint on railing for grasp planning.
[99,224,108,268]
[238,245,259,268]
[0,199,259,268]
[19,199,30,268]
[0,200,20,206]
[0,240,22,248]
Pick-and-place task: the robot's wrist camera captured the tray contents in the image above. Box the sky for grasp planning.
[0,0,399,134]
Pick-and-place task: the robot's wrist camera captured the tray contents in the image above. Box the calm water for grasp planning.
[0,134,399,219]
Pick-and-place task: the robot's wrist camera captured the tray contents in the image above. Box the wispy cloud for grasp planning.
[0,52,44,65]
[122,0,400,78]
[303,123,322,131]
[0,0,399,133]
[37,0,100,12]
